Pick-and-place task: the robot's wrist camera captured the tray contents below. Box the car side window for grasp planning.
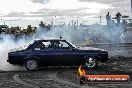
[58,41,70,50]
[42,42,51,49]
[34,42,44,50]
[34,41,51,50]
[48,41,60,49]
[34,41,71,50]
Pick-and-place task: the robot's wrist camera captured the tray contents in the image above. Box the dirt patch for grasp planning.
[0,57,132,88]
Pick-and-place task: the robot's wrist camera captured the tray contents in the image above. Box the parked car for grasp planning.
[7,39,109,71]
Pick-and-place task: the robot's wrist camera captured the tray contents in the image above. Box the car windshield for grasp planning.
[66,41,77,48]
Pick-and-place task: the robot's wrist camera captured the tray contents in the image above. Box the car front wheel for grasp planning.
[24,59,39,71]
[84,57,98,69]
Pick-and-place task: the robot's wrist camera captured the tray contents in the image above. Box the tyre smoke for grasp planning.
[0,25,128,71]
[0,35,25,71]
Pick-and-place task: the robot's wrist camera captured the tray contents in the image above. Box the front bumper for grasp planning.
[7,59,12,64]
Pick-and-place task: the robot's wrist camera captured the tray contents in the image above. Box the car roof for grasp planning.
[34,39,66,42]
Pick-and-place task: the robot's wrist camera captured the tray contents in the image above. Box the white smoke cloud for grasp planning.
[0,23,126,71]
[0,35,26,71]
[30,0,50,4]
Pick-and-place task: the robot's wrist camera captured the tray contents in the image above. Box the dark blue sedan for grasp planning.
[7,39,109,71]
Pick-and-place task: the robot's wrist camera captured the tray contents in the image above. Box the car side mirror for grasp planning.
[69,47,75,51]
[72,47,76,50]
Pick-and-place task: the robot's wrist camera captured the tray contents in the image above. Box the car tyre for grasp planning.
[84,57,98,69]
[24,59,39,71]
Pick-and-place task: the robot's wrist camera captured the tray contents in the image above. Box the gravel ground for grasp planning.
[0,56,132,88]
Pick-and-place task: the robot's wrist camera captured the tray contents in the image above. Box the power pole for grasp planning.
[51,17,53,26]
[131,0,132,15]
[100,16,102,23]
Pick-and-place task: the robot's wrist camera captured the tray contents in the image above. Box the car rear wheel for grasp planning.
[84,57,98,69]
[24,59,39,71]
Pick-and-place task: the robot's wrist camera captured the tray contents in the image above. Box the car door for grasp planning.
[33,41,59,66]
[54,41,79,66]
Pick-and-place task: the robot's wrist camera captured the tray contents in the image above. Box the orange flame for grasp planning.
[78,65,86,76]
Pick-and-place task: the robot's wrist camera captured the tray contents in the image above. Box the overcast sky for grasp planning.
[0,0,131,26]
